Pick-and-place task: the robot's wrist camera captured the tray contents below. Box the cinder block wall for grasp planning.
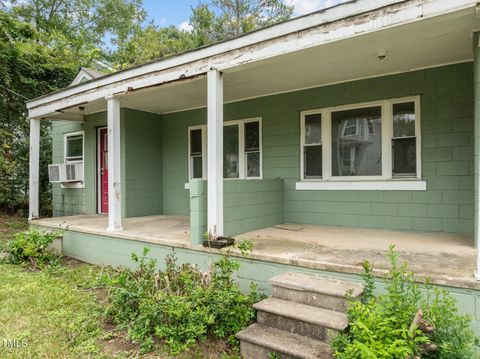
[188,179,284,243]
[51,109,163,218]
[224,179,284,237]
[162,62,473,235]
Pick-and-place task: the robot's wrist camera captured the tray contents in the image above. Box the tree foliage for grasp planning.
[6,0,145,63]
[114,0,293,68]
[0,11,77,214]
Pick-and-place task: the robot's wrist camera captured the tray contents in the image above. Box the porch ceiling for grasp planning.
[55,6,476,118]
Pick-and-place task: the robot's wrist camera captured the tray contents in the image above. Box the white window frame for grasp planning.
[224,117,263,180]
[188,125,207,180]
[187,117,263,182]
[63,130,85,189]
[298,96,425,191]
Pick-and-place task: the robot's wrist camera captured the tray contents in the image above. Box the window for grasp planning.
[64,131,84,164]
[224,118,262,179]
[332,106,382,177]
[188,118,262,181]
[392,101,417,177]
[302,113,322,178]
[224,124,239,178]
[300,97,421,187]
[188,126,207,179]
[244,121,261,178]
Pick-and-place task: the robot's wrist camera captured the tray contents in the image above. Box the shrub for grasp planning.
[332,245,476,359]
[5,230,60,269]
[104,244,262,355]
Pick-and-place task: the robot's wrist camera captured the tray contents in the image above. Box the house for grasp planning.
[27,0,480,338]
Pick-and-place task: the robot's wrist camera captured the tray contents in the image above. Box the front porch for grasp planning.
[32,214,478,290]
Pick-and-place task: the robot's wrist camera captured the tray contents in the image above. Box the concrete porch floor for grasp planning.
[33,214,190,247]
[232,224,477,290]
[32,215,478,290]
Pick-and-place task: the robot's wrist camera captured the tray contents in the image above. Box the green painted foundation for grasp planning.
[33,225,480,339]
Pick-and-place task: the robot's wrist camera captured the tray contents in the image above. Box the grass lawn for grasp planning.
[0,215,240,358]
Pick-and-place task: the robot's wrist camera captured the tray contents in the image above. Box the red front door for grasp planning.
[99,128,109,213]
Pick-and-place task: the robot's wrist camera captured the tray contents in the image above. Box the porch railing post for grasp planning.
[474,32,480,279]
[106,95,122,231]
[28,118,41,220]
[207,68,224,237]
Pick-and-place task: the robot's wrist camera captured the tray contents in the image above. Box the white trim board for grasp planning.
[296,180,427,191]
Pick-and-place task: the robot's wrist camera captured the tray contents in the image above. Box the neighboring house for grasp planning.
[69,67,105,86]
[27,0,480,337]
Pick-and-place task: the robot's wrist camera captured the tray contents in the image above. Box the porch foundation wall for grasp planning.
[38,226,480,339]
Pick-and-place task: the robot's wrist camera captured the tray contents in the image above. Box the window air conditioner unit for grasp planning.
[48,163,84,183]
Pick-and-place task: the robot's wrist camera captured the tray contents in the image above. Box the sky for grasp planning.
[142,0,346,31]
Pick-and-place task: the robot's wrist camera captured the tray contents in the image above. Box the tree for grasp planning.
[116,0,294,68]
[0,10,77,214]
[191,0,293,42]
[113,24,195,69]
[4,0,146,65]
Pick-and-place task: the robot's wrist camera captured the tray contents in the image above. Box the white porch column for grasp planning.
[28,118,40,220]
[106,95,122,231]
[207,69,224,237]
[474,32,480,279]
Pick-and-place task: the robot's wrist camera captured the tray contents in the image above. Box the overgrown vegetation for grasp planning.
[5,230,60,269]
[0,213,26,251]
[332,245,476,359]
[103,243,262,355]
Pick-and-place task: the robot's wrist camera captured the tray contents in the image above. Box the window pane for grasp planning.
[305,114,321,145]
[246,152,260,177]
[245,121,260,151]
[304,145,322,178]
[66,135,83,158]
[331,106,382,176]
[190,129,202,155]
[224,125,239,178]
[393,138,416,175]
[393,102,415,137]
[192,156,203,178]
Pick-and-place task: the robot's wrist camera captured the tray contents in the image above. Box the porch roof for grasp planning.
[26,0,478,121]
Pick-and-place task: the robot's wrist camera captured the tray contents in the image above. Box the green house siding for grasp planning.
[159,62,473,235]
[122,109,163,218]
[52,62,474,235]
[52,109,162,218]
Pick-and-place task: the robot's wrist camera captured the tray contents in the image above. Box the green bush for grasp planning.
[6,230,60,269]
[332,246,476,359]
[104,245,262,355]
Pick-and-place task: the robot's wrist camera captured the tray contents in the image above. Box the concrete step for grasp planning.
[254,297,348,342]
[236,323,333,359]
[269,272,363,312]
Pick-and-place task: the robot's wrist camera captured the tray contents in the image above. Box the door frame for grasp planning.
[97,126,108,214]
